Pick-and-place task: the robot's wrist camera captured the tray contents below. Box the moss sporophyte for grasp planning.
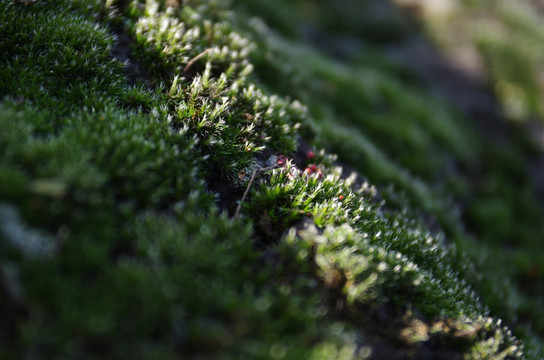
[0,0,542,359]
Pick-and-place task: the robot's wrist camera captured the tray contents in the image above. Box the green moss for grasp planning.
[1,0,543,359]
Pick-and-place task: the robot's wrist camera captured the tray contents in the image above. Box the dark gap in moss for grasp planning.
[0,265,29,350]
[108,10,150,88]
[205,171,243,215]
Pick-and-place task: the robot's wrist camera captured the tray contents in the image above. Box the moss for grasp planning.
[1,0,543,359]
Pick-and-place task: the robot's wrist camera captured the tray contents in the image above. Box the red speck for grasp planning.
[316,169,323,179]
[306,151,315,159]
[306,212,311,217]
[308,164,317,172]
[339,194,344,200]
[277,154,288,166]
[304,167,313,175]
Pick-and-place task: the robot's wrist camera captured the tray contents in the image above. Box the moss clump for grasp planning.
[1,0,542,359]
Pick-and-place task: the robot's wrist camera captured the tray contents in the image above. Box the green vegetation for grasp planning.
[1,0,543,359]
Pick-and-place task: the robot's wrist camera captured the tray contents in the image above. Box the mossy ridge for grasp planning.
[110,0,536,356]
[0,0,537,359]
[119,0,495,318]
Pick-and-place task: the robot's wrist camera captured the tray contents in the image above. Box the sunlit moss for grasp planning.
[1,0,542,359]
